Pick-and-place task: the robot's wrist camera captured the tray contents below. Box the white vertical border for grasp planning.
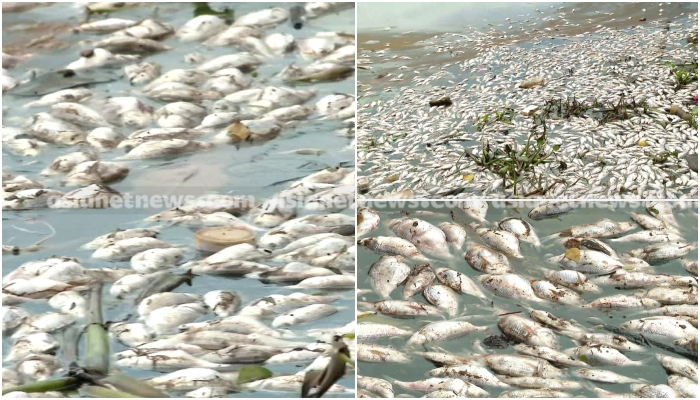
[353,0,360,392]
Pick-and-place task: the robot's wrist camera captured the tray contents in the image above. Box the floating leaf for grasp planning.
[228,122,251,141]
[462,173,475,182]
[338,352,356,368]
[342,333,355,339]
[564,248,581,262]
[386,174,398,183]
[638,139,648,147]
[237,366,273,385]
[578,354,589,362]
[357,313,375,319]
[2,378,80,395]
[623,265,636,271]
[648,206,659,215]
[552,144,561,151]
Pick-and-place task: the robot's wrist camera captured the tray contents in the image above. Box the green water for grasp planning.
[357,201,698,397]
[2,2,354,397]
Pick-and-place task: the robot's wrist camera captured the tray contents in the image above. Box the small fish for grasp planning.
[471,224,523,258]
[423,284,460,316]
[498,313,560,349]
[358,343,410,363]
[429,363,509,388]
[359,300,443,318]
[358,237,428,260]
[567,345,645,366]
[466,244,512,274]
[528,201,582,220]
[435,268,487,300]
[357,322,412,341]
[574,368,642,384]
[624,241,697,262]
[388,217,451,260]
[368,256,411,299]
[546,218,636,240]
[478,274,543,302]
[357,207,381,238]
[498,217,541,247]
[484,354,561,378]
[403,263,437,299]
[513,344,587,367]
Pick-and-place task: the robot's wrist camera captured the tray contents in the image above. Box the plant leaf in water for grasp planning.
[192,2,234,22]
[565,247,581,262]
[342,333,355,339]
[462,173,475,182]
[338,352,356,368]
[2,378,81,395]
[237,366,273,385]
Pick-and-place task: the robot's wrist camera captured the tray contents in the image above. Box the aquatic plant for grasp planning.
[476,107,516,132]
[461,114,561,197]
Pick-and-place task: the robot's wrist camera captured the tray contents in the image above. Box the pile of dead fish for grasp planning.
[3,2,355,210]
[357,12,698,199]
[357,201,698,398]
[3,2,355,397]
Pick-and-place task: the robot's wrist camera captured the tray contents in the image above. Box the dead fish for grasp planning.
[358,300,443,318]
[357,322,412,341]
[176,15,227,42]
[423,284,460,316]
[499,217,541,247]
[530,280,585,305]
[358,237,428,260]
[624,241,697,262]
[409,320,486,346]
[620,317,698,341]
[358,343,410,363]
[550,249,624,274]
[271,304,337,328]
[434,268,486,300]
[66,48,139,70]
[394,378,488,397]
[403,263,437,299]
[63,161,129,186]
[631,384,681,398]
[528,202,583,220]
[478,274,543,302]
[23,88,92,108]
[234,7,289,28]
[513,344,587,367]
[544,270,602,293]
[484,354,561,378]
[573,368,642,384]
[118,139,212,160]
[465,244,512,274]
[567,344,646,366]
[546,218,636,240]
[368,256,411,299]
[92,237,172,261]
[498,314,560,349]
[471,224,523,259]
[124,61,161,85]
[583,294,660,310]
[388,217,451,259]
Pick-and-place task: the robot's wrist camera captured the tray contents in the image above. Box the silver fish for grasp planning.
[434,267,487,300]
[403,263,437,299]
[368,256,411,299]
[499,217,541,247]
[408,320,486,345]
